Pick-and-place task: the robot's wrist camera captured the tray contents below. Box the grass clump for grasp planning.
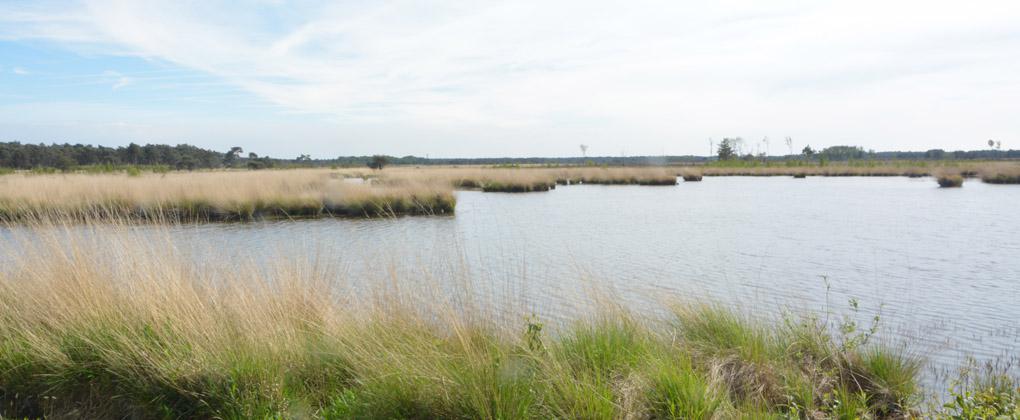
[936,174,964,188]
[480,181,555,193]
[681,170,703,182]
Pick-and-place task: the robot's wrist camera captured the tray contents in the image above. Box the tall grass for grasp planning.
[697,160,1020,179]
[980,164,1020,184]
[0,169,454,222]
[0,221,955,418]
[381,166,678,191]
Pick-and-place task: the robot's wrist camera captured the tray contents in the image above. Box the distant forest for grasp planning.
[0,141,1018,171]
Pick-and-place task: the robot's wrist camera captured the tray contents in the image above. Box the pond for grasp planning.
[17,176,1020,376]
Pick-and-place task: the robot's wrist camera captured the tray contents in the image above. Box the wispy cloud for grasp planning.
[103,70,131,89]
[12,67,28,75]
[1,0,1019,155]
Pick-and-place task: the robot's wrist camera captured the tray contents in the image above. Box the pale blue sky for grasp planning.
[1,1,1018,158]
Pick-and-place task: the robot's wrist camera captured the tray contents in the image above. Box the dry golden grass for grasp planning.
[3,161,1017,223]
[979,163,1020,184]
[0,166,679,222]
[697,160,1020,178]
[381,166,678,191]
[0,169,454,222]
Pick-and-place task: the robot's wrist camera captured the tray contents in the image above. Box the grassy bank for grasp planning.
[1,222,1015,419]
[383,167,677,192]
[3,162,1019,224]
[696,160,1020,179]
[0,170,455,222]
[381,163,1020,190]
[980,165,1020,184]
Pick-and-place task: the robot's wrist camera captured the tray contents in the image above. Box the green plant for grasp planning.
[943,385,1019,419]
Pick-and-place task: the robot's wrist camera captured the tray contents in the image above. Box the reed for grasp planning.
[680,170,703,182]
[381,166,678,191]
[0,169,455,222]
[697,161,1020,178]
[980,165,1020,184]
[0,221,958,419]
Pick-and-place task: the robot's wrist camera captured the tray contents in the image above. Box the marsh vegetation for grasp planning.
[0,175,1017,418]
[936,174,965,188]
[696,160,1020,179]
[0,170,455,222]
[2,161,1020,224]
[2,221,1015,419]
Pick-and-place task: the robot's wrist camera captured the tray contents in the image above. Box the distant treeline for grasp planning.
[0,142,225,170]
[0,141,1018,171]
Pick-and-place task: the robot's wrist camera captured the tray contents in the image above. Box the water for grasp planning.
[9,176,1020,376]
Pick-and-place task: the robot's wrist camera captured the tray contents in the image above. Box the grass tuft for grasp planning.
[936,174,964,188]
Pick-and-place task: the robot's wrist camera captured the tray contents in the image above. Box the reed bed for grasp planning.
[980,164,1020,184]
[0,170,455,222]
[697,161,1020,179]
[552,167,677,186]
[680,169,703,182]
[2,220,1011,419]
[382,166,677,192]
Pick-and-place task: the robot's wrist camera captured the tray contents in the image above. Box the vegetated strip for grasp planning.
[0,194,456,223]
[1,222,1014,418]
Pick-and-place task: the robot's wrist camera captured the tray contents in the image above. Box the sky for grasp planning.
[0,0,1018,158]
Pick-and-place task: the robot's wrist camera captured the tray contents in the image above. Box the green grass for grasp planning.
[0,299,937,419]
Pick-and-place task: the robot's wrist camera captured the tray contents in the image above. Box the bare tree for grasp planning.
[731,137,745,156]
[579,144,589,158]
[785,137,793,155]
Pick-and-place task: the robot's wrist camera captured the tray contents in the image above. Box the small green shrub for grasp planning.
[943,385,1019,419]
